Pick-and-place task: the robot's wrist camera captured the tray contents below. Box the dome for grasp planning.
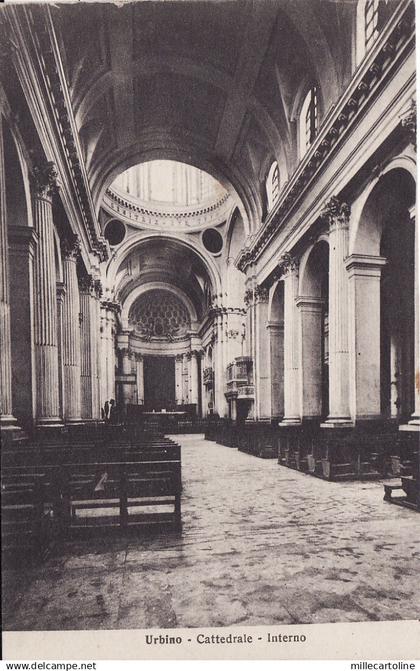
[105,160,231,232]
[111,160,227,208]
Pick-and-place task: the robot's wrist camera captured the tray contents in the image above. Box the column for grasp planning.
[213,310,227,416]
[99,302,108,410]
[321,198,352,427]
[267,321,284,420]
[408,205,420,427]
[121,347,133,404]
[346,254,387,421]
[62,236,82,423]
[296,297,324,419]
[100,300,119,406]
[175,354,183,405]
[56,282,66,421]
[80,275,99,420]
[279,254,301,425]
[183,352,190,404]
[32,162,62,426]
[94,280,102,418]
[190,350,199,409]
[135,353,144,405]
[0,118,18,428]
[254,285,271,421]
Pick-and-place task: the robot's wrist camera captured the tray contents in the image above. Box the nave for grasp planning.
[3,435,419,631]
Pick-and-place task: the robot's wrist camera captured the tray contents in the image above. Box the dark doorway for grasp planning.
[144,356,176,411]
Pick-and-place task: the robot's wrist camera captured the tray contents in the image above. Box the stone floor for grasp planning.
[3,434,420,630]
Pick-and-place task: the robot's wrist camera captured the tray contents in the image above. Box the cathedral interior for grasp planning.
[0,0,419,646]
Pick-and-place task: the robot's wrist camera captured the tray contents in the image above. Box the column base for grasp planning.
[36,417,64,428]
[279,417,301,427]
[0,414,20,429]
[399,422,420,432]
[320,417,353,429]
[65,418,84,425]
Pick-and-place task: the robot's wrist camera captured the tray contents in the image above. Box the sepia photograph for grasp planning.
[0,0,419,662]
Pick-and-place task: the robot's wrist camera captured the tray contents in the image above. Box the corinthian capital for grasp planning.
[400,99,416,150]
[94,279,103,298]
[62,234,81,260]
[254,285,269,303]
[31,161,59,201]
[278,252,299,277]
[79,274,95,293]
[321,196,350,231]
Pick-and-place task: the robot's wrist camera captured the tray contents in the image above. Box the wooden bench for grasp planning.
[1,473,53,564]
[54,458,182,536]
[383,478,420,512]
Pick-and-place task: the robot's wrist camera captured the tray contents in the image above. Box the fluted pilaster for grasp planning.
[62,235,82,422]
[190,350,200,406]
[321,197,352,426]
[134,353,144,404]
[254,285,271,420]
[80,275,100,419]
[32,162,62,426]
[279,254,300,425]
[175,354,183,405]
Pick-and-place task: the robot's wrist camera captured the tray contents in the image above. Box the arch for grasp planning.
[224,207,247,307]
[91,138,258,232]
[2,122,30,229]
[120,281,198,331]
[352,166,416,256]
[268,279,284,325]
[298,240,329,420]
[106,232,222,302]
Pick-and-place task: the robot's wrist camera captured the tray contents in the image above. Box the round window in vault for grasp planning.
[104,219,126,246]
[202,227,223,255]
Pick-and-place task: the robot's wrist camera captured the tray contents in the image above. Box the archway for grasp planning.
[350,168,415,423]
[298,240,329,420]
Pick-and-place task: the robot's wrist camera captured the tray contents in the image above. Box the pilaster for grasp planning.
[279,253,301,425]
[320,197,352,428]
[346,254,387,422]
[62,235,82,423]
[32,161,62,426]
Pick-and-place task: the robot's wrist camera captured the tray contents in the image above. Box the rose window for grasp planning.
[128,290,191,340]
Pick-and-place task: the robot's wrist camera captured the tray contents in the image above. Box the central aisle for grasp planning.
[3,435,419,630]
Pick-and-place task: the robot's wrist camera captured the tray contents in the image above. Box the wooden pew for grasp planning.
[54,457,182,536]
[1,473,53,564]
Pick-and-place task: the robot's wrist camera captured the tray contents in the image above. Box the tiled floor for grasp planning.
[3,434,419,630]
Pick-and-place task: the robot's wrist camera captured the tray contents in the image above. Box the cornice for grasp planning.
[236,0,415,272]
[104,187,231,232]
[11,7,109,263]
